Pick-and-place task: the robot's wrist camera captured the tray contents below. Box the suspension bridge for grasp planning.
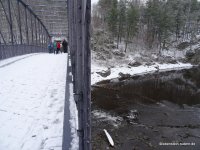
[0,0,91,150]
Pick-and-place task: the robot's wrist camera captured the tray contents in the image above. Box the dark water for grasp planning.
[92,66,200,112]
[92,66,200,150]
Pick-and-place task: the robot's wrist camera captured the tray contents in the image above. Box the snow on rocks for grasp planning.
[112,49,125,57]
[96,68,111,77]
[91,62,193,85]
[128,60,142,67]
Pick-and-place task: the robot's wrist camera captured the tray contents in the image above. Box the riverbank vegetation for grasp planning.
[92,0,200,53]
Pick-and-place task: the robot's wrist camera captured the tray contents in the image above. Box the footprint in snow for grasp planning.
[53,119,60,124]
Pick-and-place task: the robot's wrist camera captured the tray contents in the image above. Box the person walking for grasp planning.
[56,41,61,54]
[48,41,53,53]
[53,41,57,54]
[62,39,68,53]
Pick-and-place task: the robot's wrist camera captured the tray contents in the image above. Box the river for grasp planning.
[92,66,200,150]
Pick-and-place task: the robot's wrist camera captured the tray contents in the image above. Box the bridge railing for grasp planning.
[67,0,91,149]
[0,0,50,60]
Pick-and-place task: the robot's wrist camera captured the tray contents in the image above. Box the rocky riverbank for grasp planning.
[91,67,200,150]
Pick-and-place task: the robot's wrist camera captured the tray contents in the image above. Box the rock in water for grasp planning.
[118,72,131,78]
[186,50,195,59]
[128,60,142,67]
[96,68,111,77]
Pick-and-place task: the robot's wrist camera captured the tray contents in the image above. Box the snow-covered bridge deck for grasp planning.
[0,53,75,150]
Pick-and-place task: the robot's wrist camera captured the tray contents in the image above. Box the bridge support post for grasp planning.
[35,18,38,46]
[25,6,29,45]
[31,14,34,45]
[17,0,23,44]
[83,1,91,149]
[8,0,14,44]
[69,0,91,149]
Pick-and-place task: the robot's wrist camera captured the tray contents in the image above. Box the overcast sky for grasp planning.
[91,0,99,5]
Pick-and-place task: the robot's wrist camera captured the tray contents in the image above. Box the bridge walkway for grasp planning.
[0,53,76,150]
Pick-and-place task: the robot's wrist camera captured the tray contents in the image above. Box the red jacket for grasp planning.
[57,42,61,49]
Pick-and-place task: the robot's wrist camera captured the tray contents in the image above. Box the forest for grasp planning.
[91,2,200,149]
[92,0,200,53]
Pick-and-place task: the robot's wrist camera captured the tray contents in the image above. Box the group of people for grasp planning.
[48,39,68,54]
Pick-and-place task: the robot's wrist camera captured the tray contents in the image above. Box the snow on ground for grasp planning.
[0,52,194,149]
[91,62,193,85]
[161,49,187,58]
[0,53,67,150]
[0,54,38,68]
[69,83,79,150]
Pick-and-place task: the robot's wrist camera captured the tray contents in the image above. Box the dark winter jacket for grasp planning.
[62,40,68,48]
